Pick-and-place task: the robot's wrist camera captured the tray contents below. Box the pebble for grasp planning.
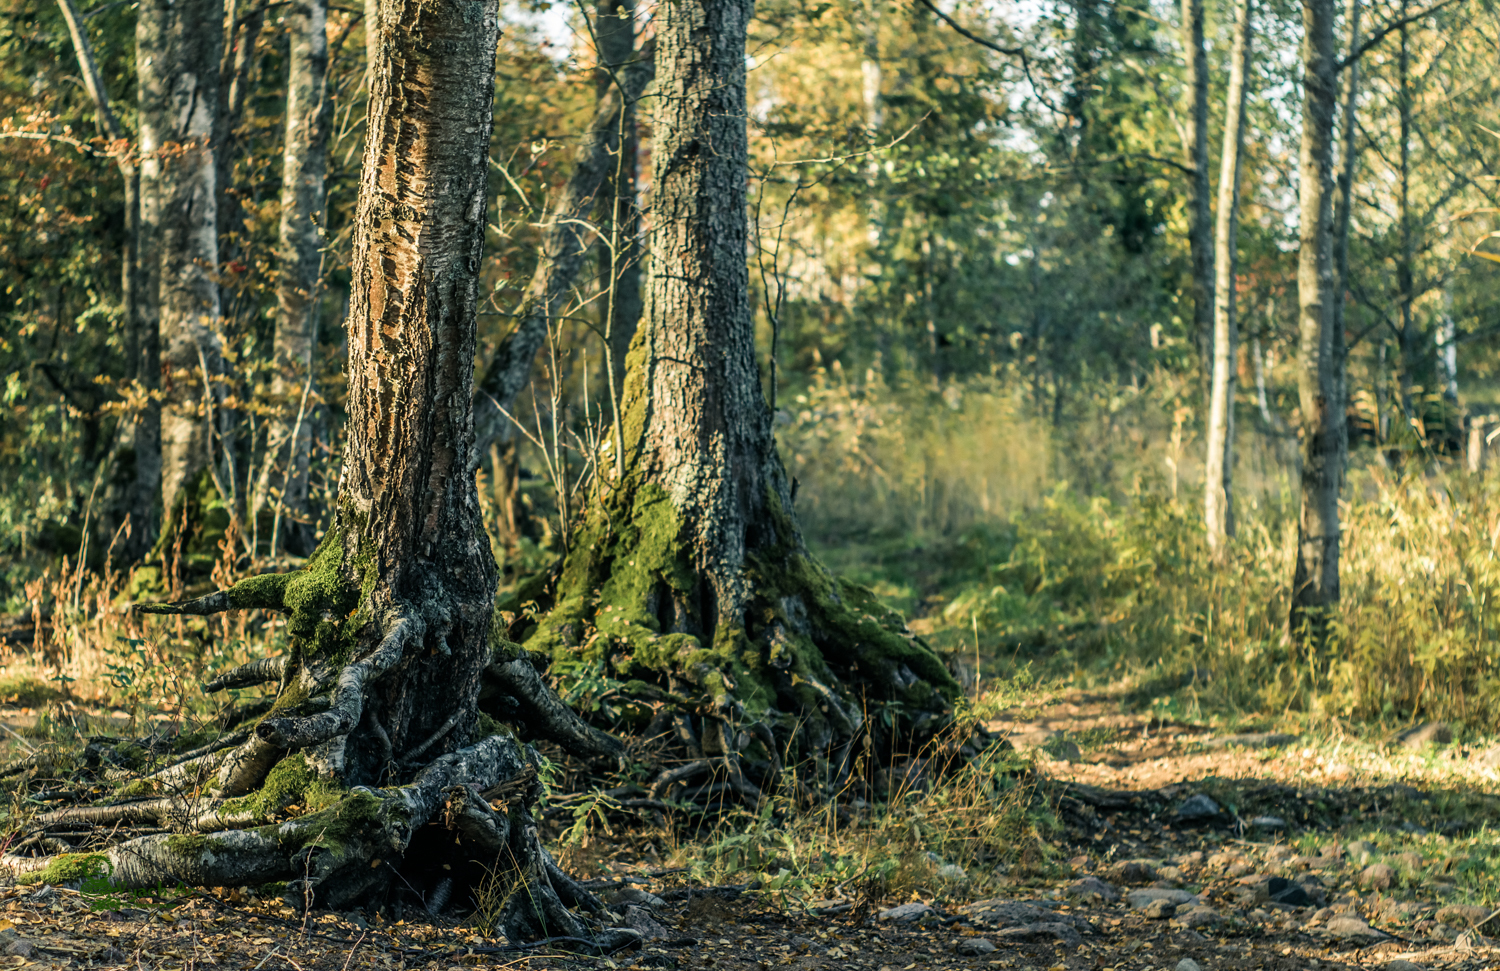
[1173,905,1222,928]
[1360,863,1396,889]
[1384,962,1426,971]
[1066,876,1120,903]
[955,938,996,956]
[877,903,932,922]
[2,942,32,959]
[1435,904,1491,926]
[1265,845,1295,862]
[1249,815,1287,830]
[1397,722,1453,749]
[1325,916,1391,943]
[610,887,667,910]
[1267,878,1312,907]
[1105,860,1157,885]
[1141,899,1177,920]
[1390,851,1424,870]
[622,905,671,941]
[1126,888,1197,908]
[993,923,1080,945]
[1176,961,1203,971]
[1175,794,1221,821]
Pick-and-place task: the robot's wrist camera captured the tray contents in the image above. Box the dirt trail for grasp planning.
[2,688,1498,970]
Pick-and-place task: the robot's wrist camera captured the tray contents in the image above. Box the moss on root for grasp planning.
[509,472,958,751]
[17,852,109,886]
[221,754,349,823]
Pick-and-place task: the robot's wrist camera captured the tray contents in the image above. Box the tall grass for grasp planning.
[781,371,1500,731]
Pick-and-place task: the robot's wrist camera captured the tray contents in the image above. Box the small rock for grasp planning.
[1157,865,1185,883]
[1225,862,1254,878]
[1268,878,1312,907]
[623,905,672,941]
[1250,815,1287,830]
[1383,961,1426,971]
[878,903,933,923]
[993,923,1080,945]
[1175,794,1222,821]
[1173,905,1222,928]
[1391,851,1425,871]
[1360,864,1396,890]
[1066,876,1120,903]
[1206,852,1236,869]
[1104,860,1157,885]
[1175,961,1203,971]
[1175,851,1204,867]
[955,938,997,956]
[1126,888,1197,908]
[610,887,668,910]
[1398,722,1453,749]
[1320,841,1344,859]
[1203,732,1298,749]
[1348,839,1379,864]
[1265,845,1296,862]
[937,864,967,882]
[1436,904,1492,927]
[1141,899,1177,920]
[2,942,33,959]
[1326,916,1391,943]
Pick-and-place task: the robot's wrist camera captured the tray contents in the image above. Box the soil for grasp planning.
[2,688,1496,971]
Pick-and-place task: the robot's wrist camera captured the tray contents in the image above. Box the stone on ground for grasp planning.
[1175,793,1221,822]
[1175,960,1204,971]
[1141,898,1177,919]
[1066,876,1121,903]
[1397,722,1453,749]
[1325,916,1391,943]
[956,938,997,956]
[1360,863,1396,889]
[878,903,932,923]
[1435,904,1491,926]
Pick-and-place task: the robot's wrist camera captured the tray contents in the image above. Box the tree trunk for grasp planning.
[1181,0,1214,379]
[471,44,655,454]
[1290,0,1342,640]
[520,0,956,796]
[56,0,155,561]
[255,0,331,557]
[1396,4,1416,425]
[24,1,634,943]
[596,0,643,426]
[1203,0,1254,552]
[138,0,229,523]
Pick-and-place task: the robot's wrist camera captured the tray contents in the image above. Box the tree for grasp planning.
[517,0,957,792]
[137,0,229,525]
[1290,0,1342,636]
[1203,0,1254,550]
[1180,0,1214,376]
[27,1,625,940]
[56,0,151,560]
[254,0,332,556]
[595,0,644,416]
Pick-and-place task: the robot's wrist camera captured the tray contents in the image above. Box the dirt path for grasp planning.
[2,688,1497,971]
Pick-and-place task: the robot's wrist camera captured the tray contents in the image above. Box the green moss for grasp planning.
[227,571,293,610]
[474,711,505,737]
[230,753,349,823]
[165,834,212,856]
[17,852,109,886]
[114,778,156,798]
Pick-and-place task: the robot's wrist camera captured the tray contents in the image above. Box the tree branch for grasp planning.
[1338,0,1466,71]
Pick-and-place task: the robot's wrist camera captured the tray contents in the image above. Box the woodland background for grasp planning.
[4,0,1500,731]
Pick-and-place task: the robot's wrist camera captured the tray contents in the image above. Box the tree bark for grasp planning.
[256,0,332,556]
[137,0,229,522]
[1181,0,1215,378]
[56,0,155,561]
[522,0,956,790]
[1203,0,1254,552]
[1290,0,1342,639]
[472,45,655,455]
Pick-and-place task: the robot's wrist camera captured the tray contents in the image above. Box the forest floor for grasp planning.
[0,684,1497,971]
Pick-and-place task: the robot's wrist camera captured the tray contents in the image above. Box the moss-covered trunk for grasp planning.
[519,0,957,796]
